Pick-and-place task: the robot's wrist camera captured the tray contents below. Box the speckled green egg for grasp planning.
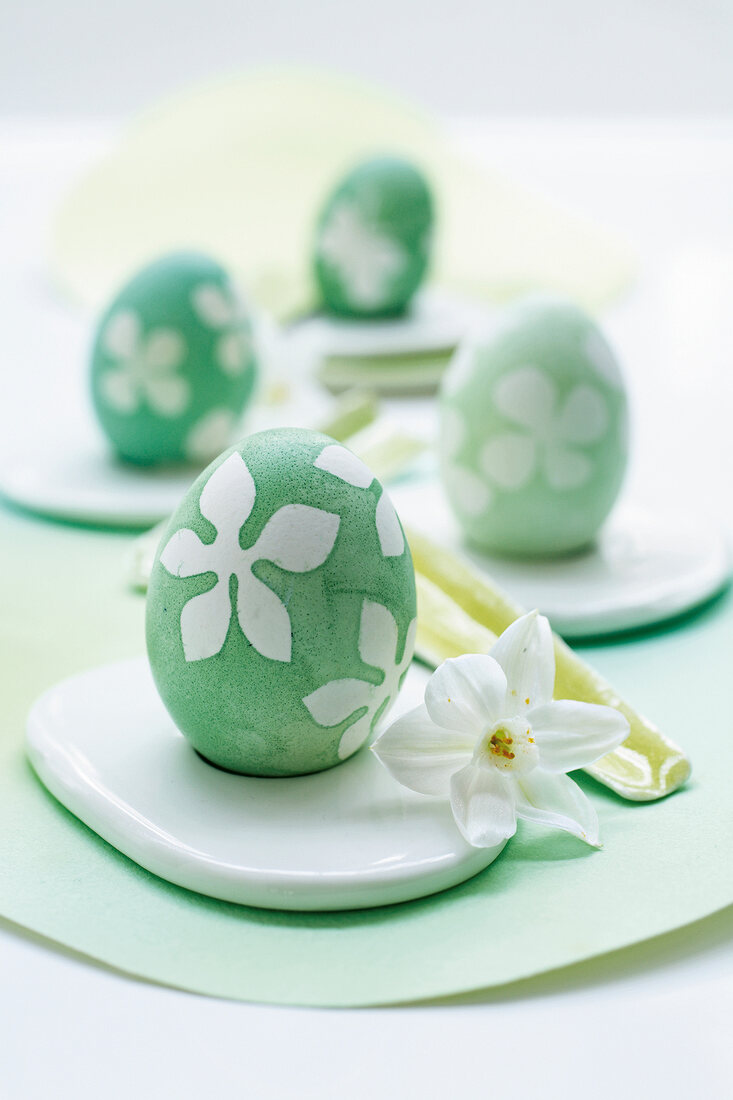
[146,427,417,776]
[313,156,434,319]
[439,297,629,557]
[90,252,258,466]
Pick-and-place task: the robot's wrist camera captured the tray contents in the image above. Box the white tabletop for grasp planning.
[2,118,732,1099]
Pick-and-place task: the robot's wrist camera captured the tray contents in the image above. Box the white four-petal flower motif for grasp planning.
[184,408,239,464]
[303,600,417,760]
[482,366,610,492]
[318,201,406,309]
[191,282,254,377]
[100,310,189,417]
[313,444,405,557]
[159,452,340,663]
[372,610,629,848]
[440,406,493,517]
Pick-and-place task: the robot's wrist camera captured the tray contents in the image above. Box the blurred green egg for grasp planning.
[439,297,629,557]
[313,157,434,318]
[90,252,258,466]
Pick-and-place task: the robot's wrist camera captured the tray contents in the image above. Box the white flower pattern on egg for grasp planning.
[100,310,189,416]
[184,408,239,463]
[303,600,417,759]
[313,444,405,557]
[482,366,610,492]
[317,201,406,310]
[440,406,493,517]
[191,282,254,377]
[159,453,340,663]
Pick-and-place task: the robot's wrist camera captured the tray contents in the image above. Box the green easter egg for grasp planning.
[146,427,417,776]
[313,157,434,319]
[439,297,629,557]
[90,252,258,466]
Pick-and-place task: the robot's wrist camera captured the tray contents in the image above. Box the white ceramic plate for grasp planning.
[391,481,731,638]
[292,289,485,358]
[0,440,199,528]
[26,658,504,911]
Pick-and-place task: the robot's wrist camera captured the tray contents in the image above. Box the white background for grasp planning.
[1,0,732,117]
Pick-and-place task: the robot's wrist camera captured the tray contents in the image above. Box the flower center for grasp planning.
[480,716,539,774]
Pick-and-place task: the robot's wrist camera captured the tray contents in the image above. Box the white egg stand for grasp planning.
[26,657,505,911]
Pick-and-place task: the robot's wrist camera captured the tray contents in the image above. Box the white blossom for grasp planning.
[372,610,629,848]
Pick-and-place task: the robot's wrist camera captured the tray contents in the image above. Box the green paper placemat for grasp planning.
[50,69,635,320]
[1,504,731,1007]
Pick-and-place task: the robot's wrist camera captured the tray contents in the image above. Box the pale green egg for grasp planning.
[439,297,629,557]
[313,157,434,318]
[146,427,417,776]
[90,252,258,466]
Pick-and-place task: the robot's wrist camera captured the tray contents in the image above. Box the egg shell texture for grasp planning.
[146,427,417,776]
[90,251,258,466]
[314,157,434,319]
[440,297,629,556]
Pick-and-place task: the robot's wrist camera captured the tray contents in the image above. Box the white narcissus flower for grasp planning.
[372,610,629,849]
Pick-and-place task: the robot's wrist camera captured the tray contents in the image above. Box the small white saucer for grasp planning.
[291,290,484,394]
[26,658,504,911]
[0,439,199,528]
[295,290,484,359]
[391,481,731,639]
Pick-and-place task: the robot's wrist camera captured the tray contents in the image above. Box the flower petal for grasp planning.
[191,283,234,328]
[253,505,339,572]
[442,464,493,517]
[185,409,237,463]
[313,444,373,488]
[198,452,256,533]
[514,770,600,847]
[490,610,555,713]
[449,764,517,847]
[375,491,405,557]
[146,374,190,417]
[556,385,609,445]
[159,528,213,578]
[529,700,629,772]
[399,618,418,676]
[359,600,398,672]
[543,444,592,489]
[236,571,292,662]
[425,654,507,733]
[584,328,623,389]
[480,432,536,490]
[493,365,556,431]
[145,329,185,372]
[100,367,137,413]
[102,310,139,359]
[303,678,374,727]
[218,330,251,376]
[179,579,232,662]
[338,714,374,760]
[372,703,474,796]
[440,406,465,459]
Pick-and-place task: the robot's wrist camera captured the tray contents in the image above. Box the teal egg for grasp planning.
[90,252,258,466]
[146,427,417,776]
[313,157,434,318]
[439,297,629,557]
